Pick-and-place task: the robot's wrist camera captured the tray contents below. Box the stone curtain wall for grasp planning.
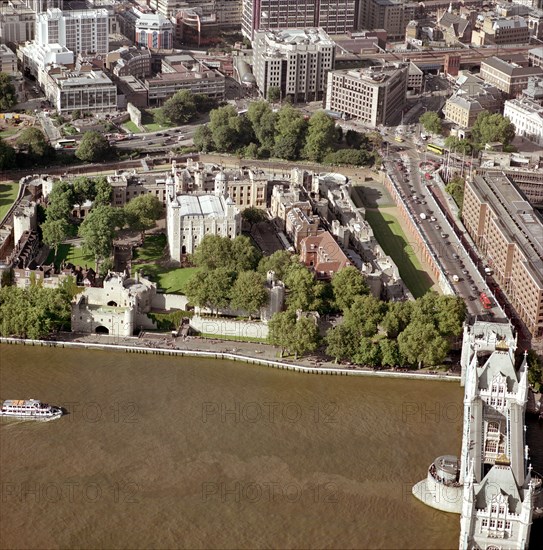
[190,315,269,340]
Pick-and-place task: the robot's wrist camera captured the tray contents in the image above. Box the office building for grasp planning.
[242,0,357,41]
[325,63,408,127]
[252,28,335,103]
[462,173,543,338]
[480,56,543,96]
[35,8,109,55]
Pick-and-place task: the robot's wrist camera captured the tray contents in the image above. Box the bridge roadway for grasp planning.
[345,44,535,66]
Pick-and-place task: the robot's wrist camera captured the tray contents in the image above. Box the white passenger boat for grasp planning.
[0,399,63,420]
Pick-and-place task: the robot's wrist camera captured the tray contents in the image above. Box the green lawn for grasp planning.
[133,235,167,262]
[123,121,141,134]
[0,183,19,221]
[134,264,199,294]
[0,128,18,139]
[364,209,434,298]
[46,244,95,269]
[141,109,174,132]
[132,235,199,293]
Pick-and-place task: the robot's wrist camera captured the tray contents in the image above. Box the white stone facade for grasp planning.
[35,8,109,56]
[166,175,241,261]
[252,27,335,103]
[71,272,158,336]
[504,97,543,145]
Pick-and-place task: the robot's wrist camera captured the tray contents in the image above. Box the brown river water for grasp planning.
[0,344,541,549]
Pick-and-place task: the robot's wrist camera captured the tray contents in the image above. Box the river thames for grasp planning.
[0,345,541,549]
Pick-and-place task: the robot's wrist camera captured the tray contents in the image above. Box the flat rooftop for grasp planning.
[471,173,543,284]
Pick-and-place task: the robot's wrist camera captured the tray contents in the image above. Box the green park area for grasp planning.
[123,121,141,134]
[132,234,198,294]
[141,109,174,133]
[46,243,95,269]
[0,183,19,221]
[364,209,434,298]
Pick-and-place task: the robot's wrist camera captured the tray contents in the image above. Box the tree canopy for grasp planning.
[230,271,269,317]
[78,205,120,270]
[0,138,16,170]
[184,268,236,315]
[472,112,515,147]
[0,284,72,339]
[191,234,261,273]
[331,266,369,312]
[0,73,17,111]
[268,310,319,358]
[419,111,442,135]
[303,111,336,162]
[16,128,52,161]
[123,194,163,240]
[76,131,111,163]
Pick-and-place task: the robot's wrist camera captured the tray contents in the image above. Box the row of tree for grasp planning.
[0,128,113,171]
[193,102,380,165]
[0,277,81,339]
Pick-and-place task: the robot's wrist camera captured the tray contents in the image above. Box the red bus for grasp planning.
[479,292,492,310]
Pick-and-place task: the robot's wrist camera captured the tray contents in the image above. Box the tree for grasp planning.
[184,268,235,315]
[243,142,259,158]
[45,181,74,222]
[379,339,401,368]
[284,263,318,312]
[303,111,336,162]
[0,285,71,339]
[343,295,386,338]
[527,350,542,392]
[267,86,281,103]
[326,323,357,363]
[435,295,466,336]
[78,205,119,270]
[273,105,308,161]
[192,235,233,271]
[76,131,111,163]
[230,235,262,272]
[193,125,215,153]
[193,93,218,113]
[419,111,442,135]
[381,301,413,339]
[0,72,17,111]
[331,266,369,312]
[398,321,449,368]
[0,138,16,170]
[124,194,163,242]
[323,149,372,166]
[41,218,70,256]
[290,316,319,359]
[161,90,197,125]
[72,176,96,206]
[472,111,515,147]
[258,250,294,281]
[268,310,296,357]
[208,105,253,153]
[71,109,82,120]
[242,206,268,229]
[230,271,268,317]
[445,175,465,210]
[445,136,472,155]
[345,129,363,148]
[16,127,52,160]
[93,176,112,206]
[353,337,382,367]
[247,101,277,150]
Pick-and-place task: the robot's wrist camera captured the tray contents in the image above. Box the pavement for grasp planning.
[61,331,459,377]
